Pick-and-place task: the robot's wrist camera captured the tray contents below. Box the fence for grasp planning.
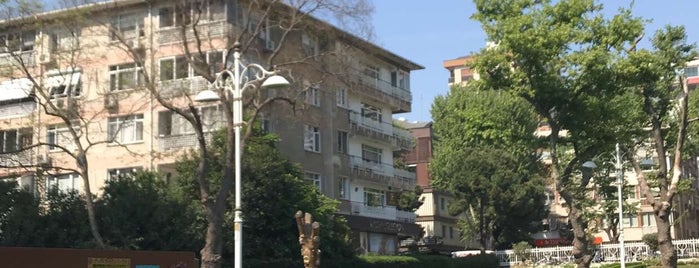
[494,238,699,266]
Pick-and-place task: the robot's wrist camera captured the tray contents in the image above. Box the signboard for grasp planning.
[533,238,569,247]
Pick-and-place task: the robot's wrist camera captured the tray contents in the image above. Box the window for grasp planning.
[449,226,454,239]
[441,225,447,238]
[47,70,82,98]
[363,65,379,80]
[336,88,347,107]
[361,144,382,164]
[361,103,382,122]
[685,66,699,77]
[625,185,636,200]
[47,125,77,151]
[304,172,321,189]
[440,197,446,210]
[158,0,225,28]
[304,87,320,107]
[364,188,385,207]
[642,213,656,227]
[301,33,318,57]
[49,29,79,52]
[339,177,349,200]
[304,125,320,152]
[110,13,145,41]
[0,31,34,53]
[46,173,80,194]
[108,114,144,143]
[0,128,31,153]
[107,167,142,180]
[337,131,348,154]
[109,63,144,91]
[159,51,225,80]
[622,214,638,228]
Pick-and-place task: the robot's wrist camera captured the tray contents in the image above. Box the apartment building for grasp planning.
[398,120,467,253]
[0,0,423,255]
[441,55,699,245]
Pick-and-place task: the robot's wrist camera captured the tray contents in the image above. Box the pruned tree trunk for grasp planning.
[200,208,224,268]
[565,197,592,268]
[656,209,676,267]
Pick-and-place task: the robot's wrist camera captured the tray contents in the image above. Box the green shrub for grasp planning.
[600,262,646,268]
[319,253,499,268]
[642,233,659,253]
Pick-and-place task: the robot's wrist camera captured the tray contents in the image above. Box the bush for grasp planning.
[512,241,531,261]
[642,233,659,253]
[319,253,499,268]
[600,262,646,268]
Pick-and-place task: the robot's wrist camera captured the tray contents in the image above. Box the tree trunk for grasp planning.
[568,201,592,268]
[656,207,677,267]
[479,196,486,254]
[200,207,224,268]
[77,152,106,248]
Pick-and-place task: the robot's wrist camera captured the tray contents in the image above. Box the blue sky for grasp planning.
[372,1,699,123]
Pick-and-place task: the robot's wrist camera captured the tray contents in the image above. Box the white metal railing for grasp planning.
[350,201,396,221]
[494,238,699,267]
[159,76,209,97]
[157,20,228,44]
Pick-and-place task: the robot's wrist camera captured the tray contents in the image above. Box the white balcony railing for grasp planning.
[158,76,210,98]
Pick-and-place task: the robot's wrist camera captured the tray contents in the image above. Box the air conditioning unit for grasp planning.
[104,94,118,110]
[36,154,52,166]
[38,54,55,65]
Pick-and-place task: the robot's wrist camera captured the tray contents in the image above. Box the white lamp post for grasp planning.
[583,142,625,268]
[194,42,290,268]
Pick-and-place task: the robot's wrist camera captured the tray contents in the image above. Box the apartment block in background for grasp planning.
[0,0,423,255]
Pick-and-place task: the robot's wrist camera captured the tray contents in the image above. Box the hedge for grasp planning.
[245,253,499,268]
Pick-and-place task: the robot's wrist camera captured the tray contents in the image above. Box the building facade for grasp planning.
[399,120,467,253]
[0,0,423,255]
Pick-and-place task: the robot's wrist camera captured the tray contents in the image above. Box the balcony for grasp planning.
[157,21,228,44]
[339,199,416,223]
[0,51,35,67]
[349,155,416,190]
[348,69,411,113]
[348,111,414,151]
[0,151,33,167]
[158,76,210,98]
[0,101,35,119]
[158,132,214,152]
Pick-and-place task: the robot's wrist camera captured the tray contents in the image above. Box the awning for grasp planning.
[46,69,81,97]
[0,78,33,102]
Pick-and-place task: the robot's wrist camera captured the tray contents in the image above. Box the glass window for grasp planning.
[109,63,144,91]
[642,213,656,227]
[336,88,347,107]
[47,125,78,152]
[47,71,82,98]
[622,214,638,228]
[108,114,144,143]
[111,13,144,41]
[304,87,320,107]
[304,172,321,189]
[46,173,80,194]
[361,144,381,164]
[301,33,318,57]
[337,131,348,154]
[364,188,385,207]
[339,177,349,200]
[361,103,382,122]
[685,66,698,77]
[304,125,320,152]
[0,128,29,153]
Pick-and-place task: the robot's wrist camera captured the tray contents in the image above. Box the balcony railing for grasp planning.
[158,132,214,152]
[0,151,33,167]
[0,51,35,67]
[349,155,416,190]
[158,76,210,98]
[347,68,412,112]
[0,101,35,119]
[157,21,228,44]
[348,111,414,150]
[338,199,416,223]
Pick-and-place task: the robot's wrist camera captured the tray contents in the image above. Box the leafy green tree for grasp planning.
[0,181,43,246]
[431,88,547,250]
[468,0,657,266]
[174,129,353,264]
[96,171,203,252]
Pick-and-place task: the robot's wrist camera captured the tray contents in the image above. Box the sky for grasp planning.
[371,1,699,123]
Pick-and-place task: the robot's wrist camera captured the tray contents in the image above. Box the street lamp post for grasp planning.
[194,42,290,268]
[583,142,625,268]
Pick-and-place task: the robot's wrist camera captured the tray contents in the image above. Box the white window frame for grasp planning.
[158,0,225,29]
[361,103,382,122]
[107,166,142,181]
[304,87,320,107]
[46,173,80,194]
[47,125,78,152]
[0,128,31,153]
[0,31,35,53]
[361,144,382,164]
[50,29,80,52]
[304,172,321,189]
[339,176,349,200]
[364,188,385,207]
[301,33,318,57]
[159,51,225,81]
[109,63,144,91]
[304,125,321,152]
[110,13,145,41]
[336,88,347,107]
[108,114,144,144]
